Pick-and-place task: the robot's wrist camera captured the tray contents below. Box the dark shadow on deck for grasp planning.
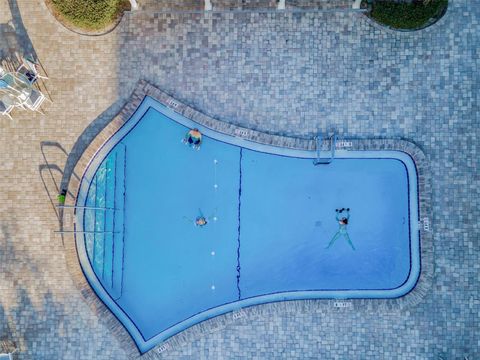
[0,0,37,60]
[59,100,125,194]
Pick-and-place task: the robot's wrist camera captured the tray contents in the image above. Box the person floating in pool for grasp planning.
[184,209,214,228]
[195,214,208,227]
[182,128,202,150]
[326,208,355,250]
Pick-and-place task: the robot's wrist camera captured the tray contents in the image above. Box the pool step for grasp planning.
[134,0,364,12]
[84,145,126,300]
[286,0,355,10]
[137,0,205,11]
[211,0,277,10]
[111,146,126,299]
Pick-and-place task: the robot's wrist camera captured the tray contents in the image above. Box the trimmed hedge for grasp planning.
[49,0,130,31]
[370,0,448,30]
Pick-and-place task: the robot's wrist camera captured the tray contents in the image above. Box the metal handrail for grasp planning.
[54,230,120,234]
[313,132,336,165]
[57,204,119,211]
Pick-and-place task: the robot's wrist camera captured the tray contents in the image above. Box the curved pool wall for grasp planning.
[75,96,420,353]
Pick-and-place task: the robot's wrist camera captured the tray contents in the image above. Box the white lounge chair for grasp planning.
[0,349,16,360]
[0,100,14,119]
[16,57,48,85]
[24,89,46,114]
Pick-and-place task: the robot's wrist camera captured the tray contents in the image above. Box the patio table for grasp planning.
[0,72,32,107]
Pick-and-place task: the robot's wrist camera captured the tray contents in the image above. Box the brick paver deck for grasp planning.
[0,0,478,359]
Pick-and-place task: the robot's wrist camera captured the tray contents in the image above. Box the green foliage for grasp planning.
[50,0,130,31]
[370,0,448,30]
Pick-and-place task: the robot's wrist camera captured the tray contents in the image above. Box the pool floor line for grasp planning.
[236,148,243,300]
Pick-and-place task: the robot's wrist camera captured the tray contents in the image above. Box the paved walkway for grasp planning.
[138,0,354,11]
[0,0,478,359]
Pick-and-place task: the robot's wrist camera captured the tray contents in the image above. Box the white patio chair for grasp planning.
[16,57,48,85]
[24,89,46,114]
[0,100,14,119]
[0,349,17,360]
[15,64,36,84]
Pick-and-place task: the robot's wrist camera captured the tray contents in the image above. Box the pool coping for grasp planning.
[63,80,434,359]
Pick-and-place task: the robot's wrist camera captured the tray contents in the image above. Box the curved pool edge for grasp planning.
[62,80,434,357]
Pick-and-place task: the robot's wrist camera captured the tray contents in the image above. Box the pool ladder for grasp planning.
[313,132,336,165]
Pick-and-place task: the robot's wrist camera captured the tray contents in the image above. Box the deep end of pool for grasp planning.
[74,96,421,353]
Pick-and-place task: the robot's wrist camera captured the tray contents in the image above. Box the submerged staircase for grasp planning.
[84,145,126,300]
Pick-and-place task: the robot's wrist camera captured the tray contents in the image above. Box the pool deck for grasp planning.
[0,0,478,359]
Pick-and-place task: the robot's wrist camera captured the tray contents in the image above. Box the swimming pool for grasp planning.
[75,96,420,353]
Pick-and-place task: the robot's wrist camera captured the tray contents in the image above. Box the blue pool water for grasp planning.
[76,97,420,352]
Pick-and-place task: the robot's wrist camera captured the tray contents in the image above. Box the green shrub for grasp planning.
[370,0,448,30]
[50,0,130,31]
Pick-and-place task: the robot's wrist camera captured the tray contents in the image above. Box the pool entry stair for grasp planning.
[84,145,126,300]
[313,132,336,165]
[135,0,367,12]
